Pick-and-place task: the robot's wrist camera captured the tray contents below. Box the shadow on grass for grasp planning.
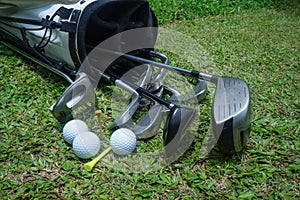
[273,0,300,15]
[0,44,69,90]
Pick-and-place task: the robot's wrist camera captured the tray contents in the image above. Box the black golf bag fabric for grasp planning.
[0,0,158,78]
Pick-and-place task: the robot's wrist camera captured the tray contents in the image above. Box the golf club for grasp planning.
[109,60,207,139]
[50,72,94,124]
[131,85,182,139]
[110,50,251,153]
[116,66,206,139]
[109,70,147,129]
[49,71,142,126]
[102,71,197,157]
[131,103,166,138]
[100,56,169,130]
[163,105,196,160]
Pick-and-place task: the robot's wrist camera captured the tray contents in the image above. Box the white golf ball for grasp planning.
[63,119,89,144]
[73,131,101,159]
[109,128,137,155]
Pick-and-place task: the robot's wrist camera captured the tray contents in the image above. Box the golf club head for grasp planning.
[163,85,182,104]
[183,79,207,103]
[132,104,167,139]
[163,78,207,105]
[50,72,95,124]
[135,65,165,107]
[163,106,196,161]
[109,79,140,129]
[146,68,168,92]
[131,82,202,140]
[136,64,153,88]
[131,85,179,139]
[110,64,164,129]
[212,77,251,154]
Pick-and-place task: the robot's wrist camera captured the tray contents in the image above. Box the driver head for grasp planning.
[212,77,251,154]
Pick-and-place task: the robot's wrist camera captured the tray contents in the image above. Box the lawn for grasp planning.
[1,0,299,199]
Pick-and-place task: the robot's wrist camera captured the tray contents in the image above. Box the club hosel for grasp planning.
[197,72,216,83]
[190,70,200,79]
[169,103,176,111]
[190,70,214,83]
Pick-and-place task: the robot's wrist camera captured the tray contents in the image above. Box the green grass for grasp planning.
[1,1,299,199]
[149,0,289,24]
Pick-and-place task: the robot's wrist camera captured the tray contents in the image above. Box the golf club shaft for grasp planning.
[102,73,176,110]
[127,52,216,82]
[97,48,216,83]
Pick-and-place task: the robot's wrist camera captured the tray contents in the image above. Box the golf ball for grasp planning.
[110,128,137,155]
[73,131,101,159]
[63,119,89,144]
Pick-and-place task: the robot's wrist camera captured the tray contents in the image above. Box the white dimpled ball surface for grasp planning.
[110,128,137,155]
[63,119,89,144]
[73,131,101,159]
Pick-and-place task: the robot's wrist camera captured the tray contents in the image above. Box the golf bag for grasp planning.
[0,0,158,82]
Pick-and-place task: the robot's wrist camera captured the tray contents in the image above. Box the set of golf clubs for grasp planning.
[0,31,251,157]
[50,48,251,158]
[118,50,252,154]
